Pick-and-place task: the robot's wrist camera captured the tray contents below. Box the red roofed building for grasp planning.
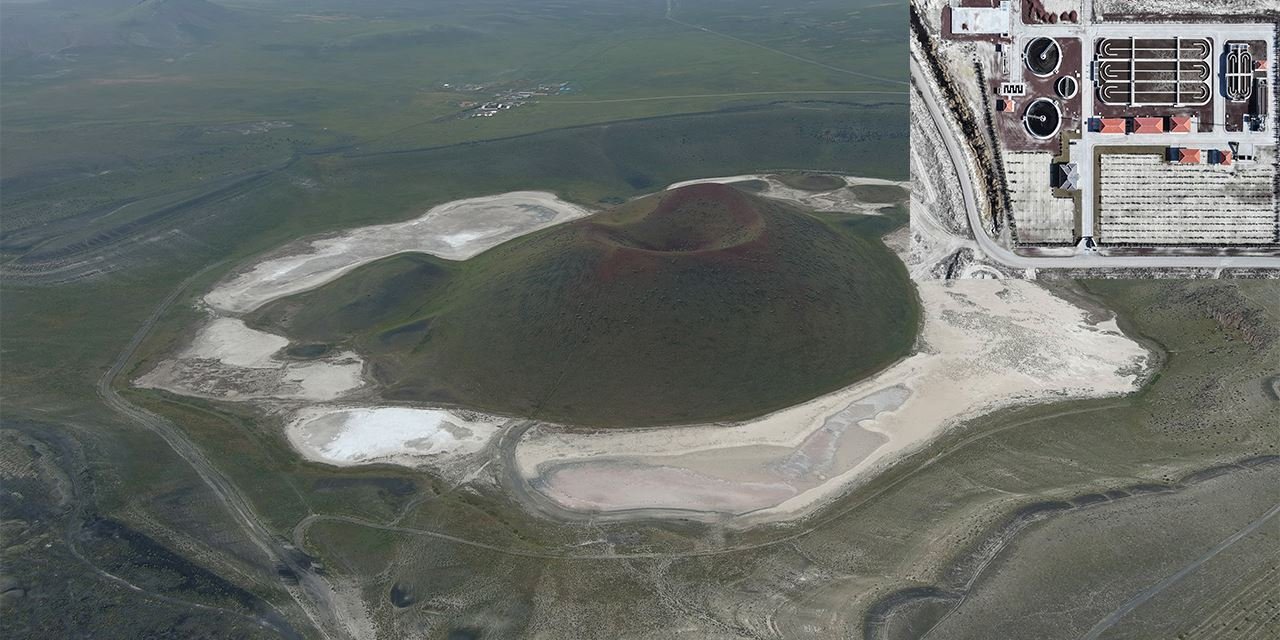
[1257,59,1270,72]
[1168,116,1194,134]
[1217,150,1233,166]
[1179,148,1202,164]
[1099,118,1126,134]
[996,98,1016,112]
[1133,117,1163,134]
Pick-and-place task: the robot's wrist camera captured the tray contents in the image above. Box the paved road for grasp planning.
[910,57,1280,271]
[97,263,350,640]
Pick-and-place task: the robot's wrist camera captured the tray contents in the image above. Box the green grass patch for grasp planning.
[848,183,907,203]
[770,172,847,191]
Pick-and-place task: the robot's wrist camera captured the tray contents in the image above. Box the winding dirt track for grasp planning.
[97,262,353,640]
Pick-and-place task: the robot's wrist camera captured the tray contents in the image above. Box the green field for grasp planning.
[1,0,906,272]
[250,183,918,426]
[5,1,1275,639]
[848,182,909,203]
[770,172,849,191]
[1,1,913,636]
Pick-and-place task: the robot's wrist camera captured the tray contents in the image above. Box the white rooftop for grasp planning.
[952,1,1012,35]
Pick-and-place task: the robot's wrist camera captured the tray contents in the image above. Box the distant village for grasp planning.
[443,81,575,119]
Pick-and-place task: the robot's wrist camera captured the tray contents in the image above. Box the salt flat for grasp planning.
[138,191,593,402]
[287,406,506,472]
[666,173,905,216]
[204,191,594,314]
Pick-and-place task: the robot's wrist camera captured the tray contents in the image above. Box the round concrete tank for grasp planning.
[1056,75,1078,99]
[1025,37,1062,77]
[1023,98,1062,139]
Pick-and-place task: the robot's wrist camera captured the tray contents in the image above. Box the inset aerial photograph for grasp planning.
[911,0,1280,277]
[2,0,1278,639]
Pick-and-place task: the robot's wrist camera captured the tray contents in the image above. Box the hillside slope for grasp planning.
[0,0,241,56]
[252,183,919,426]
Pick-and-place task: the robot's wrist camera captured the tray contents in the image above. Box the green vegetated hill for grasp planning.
[0,0,244,56]
[251,183,918,426]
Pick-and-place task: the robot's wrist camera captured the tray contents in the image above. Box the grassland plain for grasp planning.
[2,0,911,635]
[3,102,907,284]
[6,1,1273,639]
[1,0,905,275]
[5,186,1273,636]
[5,208,1274,636]
[12,251,1270,637]
[248,183,918,426]
[281,280,1276,639]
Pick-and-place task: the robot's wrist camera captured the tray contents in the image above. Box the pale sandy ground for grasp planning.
[204,191,595,315]
[666,173,906,216]
[1096,0,1280,15]
[135,317,365,401]
[529,387,904,514]
[514,280,1151,522]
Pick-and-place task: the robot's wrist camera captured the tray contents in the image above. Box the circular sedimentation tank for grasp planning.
[1025,37,1062,77]
[1056,75,1078,99]
[1023,98,1061,139]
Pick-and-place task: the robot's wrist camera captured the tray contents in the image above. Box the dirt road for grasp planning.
[97,262,357,640]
